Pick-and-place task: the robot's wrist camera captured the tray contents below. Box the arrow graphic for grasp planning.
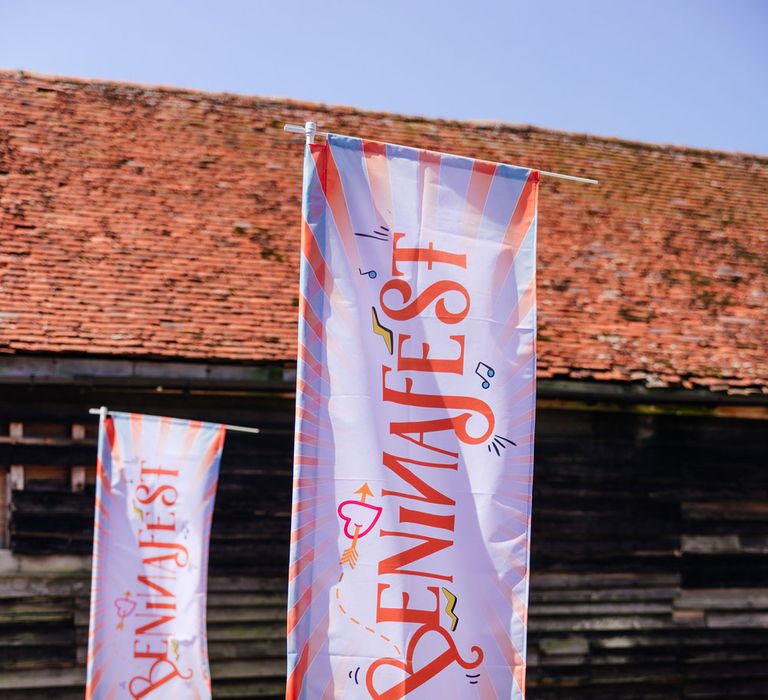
[355,482,373,502]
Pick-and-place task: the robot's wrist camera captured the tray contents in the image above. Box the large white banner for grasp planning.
[86,411,225,699]
[287,135,539,698]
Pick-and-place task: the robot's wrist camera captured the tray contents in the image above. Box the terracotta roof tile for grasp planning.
[0,71,766,395]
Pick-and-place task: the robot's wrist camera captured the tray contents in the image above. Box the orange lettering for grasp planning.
[380,279,469,324]
[146,512,176,531]
[397,333,465,374]
[383,366,495,444]
[367,624,483,699]
[140,466,179,478]
[389,419,459,458]
[141,552,188,568]
[135,483,178,506]
[129,658,192,699]
[399,507,455,532]
[134,614,175,635]
[378,530,453,582]
[381,452,456,505]
[132,640,168,661]
[391,232,467,277]
[136,575,175,598]
[376,584,441,625]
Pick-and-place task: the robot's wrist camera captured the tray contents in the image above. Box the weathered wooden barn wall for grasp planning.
[0,382,766,699]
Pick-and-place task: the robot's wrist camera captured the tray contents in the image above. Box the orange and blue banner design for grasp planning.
[287,134,539,699]
[85,411,225,699]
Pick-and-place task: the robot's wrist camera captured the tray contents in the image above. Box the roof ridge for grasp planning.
[2,69,766,163]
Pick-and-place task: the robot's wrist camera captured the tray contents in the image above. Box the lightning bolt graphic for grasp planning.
[441,587,459,632]
[131,500,143,522]
[371,307,394,355]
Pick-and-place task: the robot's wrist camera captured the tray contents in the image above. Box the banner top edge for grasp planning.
[286,122,598,184]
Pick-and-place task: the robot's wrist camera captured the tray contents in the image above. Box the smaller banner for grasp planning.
[85,411,226,700]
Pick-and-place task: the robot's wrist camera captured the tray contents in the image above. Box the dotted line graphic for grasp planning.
[335,572,401,657]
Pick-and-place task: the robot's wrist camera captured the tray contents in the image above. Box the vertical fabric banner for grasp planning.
[287,134,539,699]
[86,411,226,699]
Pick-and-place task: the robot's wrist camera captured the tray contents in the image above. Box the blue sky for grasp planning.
[1,0,766,154]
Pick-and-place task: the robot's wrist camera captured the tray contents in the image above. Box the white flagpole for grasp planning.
[87,408,260,435]
[283,121,599,185]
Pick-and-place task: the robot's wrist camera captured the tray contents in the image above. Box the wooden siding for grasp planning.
[0,383,766,698]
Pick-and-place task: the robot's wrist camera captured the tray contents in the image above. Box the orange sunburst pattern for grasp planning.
[287,133,538,699]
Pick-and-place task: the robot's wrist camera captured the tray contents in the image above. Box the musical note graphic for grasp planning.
[474,361,495,389]
[358,267,377,279]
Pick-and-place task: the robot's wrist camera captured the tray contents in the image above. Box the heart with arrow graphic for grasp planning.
[337,483,382,568]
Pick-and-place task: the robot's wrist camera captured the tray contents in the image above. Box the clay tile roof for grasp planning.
[0,71,766,395]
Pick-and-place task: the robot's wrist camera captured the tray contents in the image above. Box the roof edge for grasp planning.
[3,69,766,163]
[1,355,766,406]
